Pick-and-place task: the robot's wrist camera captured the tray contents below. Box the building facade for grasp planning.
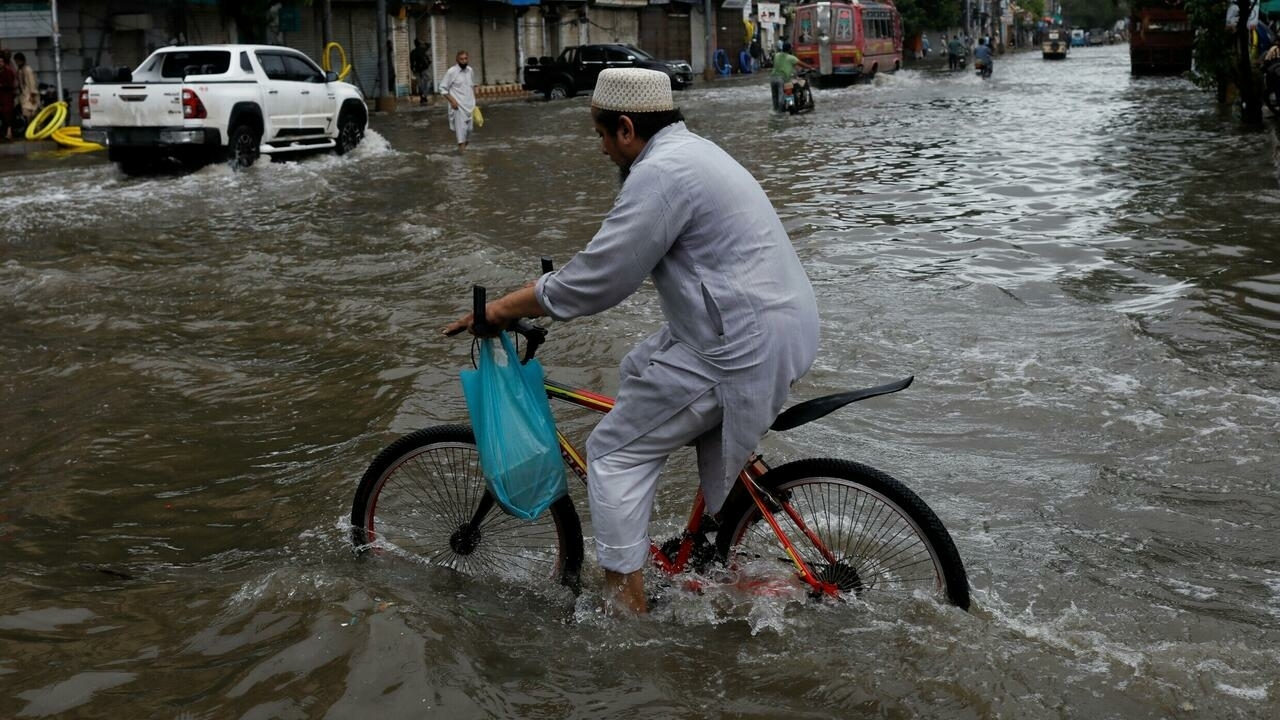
[0,0,720,103]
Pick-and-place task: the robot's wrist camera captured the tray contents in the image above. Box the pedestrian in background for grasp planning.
[440,50,476,152]
[947,35,964,71]
[0,51,18,141]
[410,40,432,105]
[15,52,38,122]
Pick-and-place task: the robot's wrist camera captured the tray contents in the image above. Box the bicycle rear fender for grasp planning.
[769,376,913,432]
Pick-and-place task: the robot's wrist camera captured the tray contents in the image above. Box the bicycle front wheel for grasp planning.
[351,425,584,591]
[715,458,970,609]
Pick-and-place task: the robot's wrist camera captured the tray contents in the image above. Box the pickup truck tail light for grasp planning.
[78,88,90,119]
[182,89,207,119]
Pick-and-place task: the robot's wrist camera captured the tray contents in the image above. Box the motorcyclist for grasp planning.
[1264,45,1280,115]
[770,42,813,112]
[974,37,993,77]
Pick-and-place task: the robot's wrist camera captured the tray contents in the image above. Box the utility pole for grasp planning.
[321,0,332,48]
[51,0,64,102]
[704,0,715,81]
[375,0,394,112]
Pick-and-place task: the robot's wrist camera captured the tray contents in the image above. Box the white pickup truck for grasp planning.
[80,44,368,175]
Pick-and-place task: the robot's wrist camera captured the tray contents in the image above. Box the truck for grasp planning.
[522,44,694,100]
[1129,1,1193,76]
[80,44,368,176]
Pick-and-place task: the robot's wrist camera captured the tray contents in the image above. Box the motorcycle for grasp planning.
[1264,53,1280,117]
[974,58,993,78]
[783,69,815,115]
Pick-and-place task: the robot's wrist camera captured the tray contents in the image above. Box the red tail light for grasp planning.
[182,89,207,119]
[78,88,90,119]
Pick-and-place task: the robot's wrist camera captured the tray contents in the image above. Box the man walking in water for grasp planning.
[769,42,812,112]
[445,69,819,614]
[439,50,476,151]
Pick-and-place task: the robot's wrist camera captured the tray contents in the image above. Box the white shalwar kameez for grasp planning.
[535,122,819,573]
[439,64,476,145]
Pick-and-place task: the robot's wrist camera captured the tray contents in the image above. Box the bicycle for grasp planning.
[351,279,971,610]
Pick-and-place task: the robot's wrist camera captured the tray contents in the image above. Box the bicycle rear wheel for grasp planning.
[351,425,584,591]
[715,458,970,609]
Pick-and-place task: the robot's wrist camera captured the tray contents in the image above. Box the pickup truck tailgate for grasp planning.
[86,84,184,126]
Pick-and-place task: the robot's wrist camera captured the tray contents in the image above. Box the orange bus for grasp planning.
[791,1,903,83]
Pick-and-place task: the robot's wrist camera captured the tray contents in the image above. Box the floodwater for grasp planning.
[2,43,1279,718]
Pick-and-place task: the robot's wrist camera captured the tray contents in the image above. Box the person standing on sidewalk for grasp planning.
[410,40,433,105]
[439,50,476,152]
[0,51,18,141]
[15,53,38,123]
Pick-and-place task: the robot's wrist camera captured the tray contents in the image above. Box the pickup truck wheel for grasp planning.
[227,124,261,169]
[335,112,364,155]
[115,152,159,177]
[547,83,570,101]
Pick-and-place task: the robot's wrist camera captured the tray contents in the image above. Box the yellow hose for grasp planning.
[50,125,104,151]
[322,42,353,81]
[25,101,68,140]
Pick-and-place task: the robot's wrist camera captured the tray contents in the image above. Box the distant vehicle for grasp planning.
[80,44,367,176]
[1129,1,1193,75]
[790,0,903,83]
[1088,29,1107,46]
[521,44,693,100]
[1042,28,1070,60]
[1070,29,1087,47]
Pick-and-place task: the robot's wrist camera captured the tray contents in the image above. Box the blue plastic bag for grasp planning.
[460,333,567,520]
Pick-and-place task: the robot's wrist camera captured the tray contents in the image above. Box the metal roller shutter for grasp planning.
[446,3,483,82]
[184,7,231,46]
[639,5,692,60]
[282,5,322,61]
[330,4,382,98]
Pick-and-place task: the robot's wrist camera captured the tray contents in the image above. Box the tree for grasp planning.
[895,0,964,41]
[1021,0,1048,20]
[1059,0,1128,29]
[1186,0,1264,124]
[214,0,308,44]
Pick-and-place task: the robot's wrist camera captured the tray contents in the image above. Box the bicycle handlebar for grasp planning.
[466,257,553,364]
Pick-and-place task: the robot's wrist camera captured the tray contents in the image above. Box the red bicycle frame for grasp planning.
[543,377,843,598]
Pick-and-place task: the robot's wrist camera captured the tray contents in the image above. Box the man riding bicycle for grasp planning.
[445,68,818,614]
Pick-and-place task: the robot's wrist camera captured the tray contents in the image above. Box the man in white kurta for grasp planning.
[439,51,476,151]
[445,69,818,613]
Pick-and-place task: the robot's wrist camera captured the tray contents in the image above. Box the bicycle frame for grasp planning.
[543,377,845,598]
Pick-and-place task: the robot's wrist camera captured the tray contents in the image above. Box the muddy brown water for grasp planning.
[2,44,1279,717]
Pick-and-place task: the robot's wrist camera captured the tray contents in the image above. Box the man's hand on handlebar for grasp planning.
[442,307,502,338]
[442,283,545,338]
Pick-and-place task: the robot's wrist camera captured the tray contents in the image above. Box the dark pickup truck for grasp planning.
[522,44,694,100]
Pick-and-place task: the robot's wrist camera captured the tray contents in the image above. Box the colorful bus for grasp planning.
[791,1,903,83]
[1129,1,1193,75]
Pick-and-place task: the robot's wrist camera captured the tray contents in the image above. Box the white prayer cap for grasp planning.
[592,68,675,113]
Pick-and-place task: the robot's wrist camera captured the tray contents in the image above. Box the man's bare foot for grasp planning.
[602,569,648,615]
